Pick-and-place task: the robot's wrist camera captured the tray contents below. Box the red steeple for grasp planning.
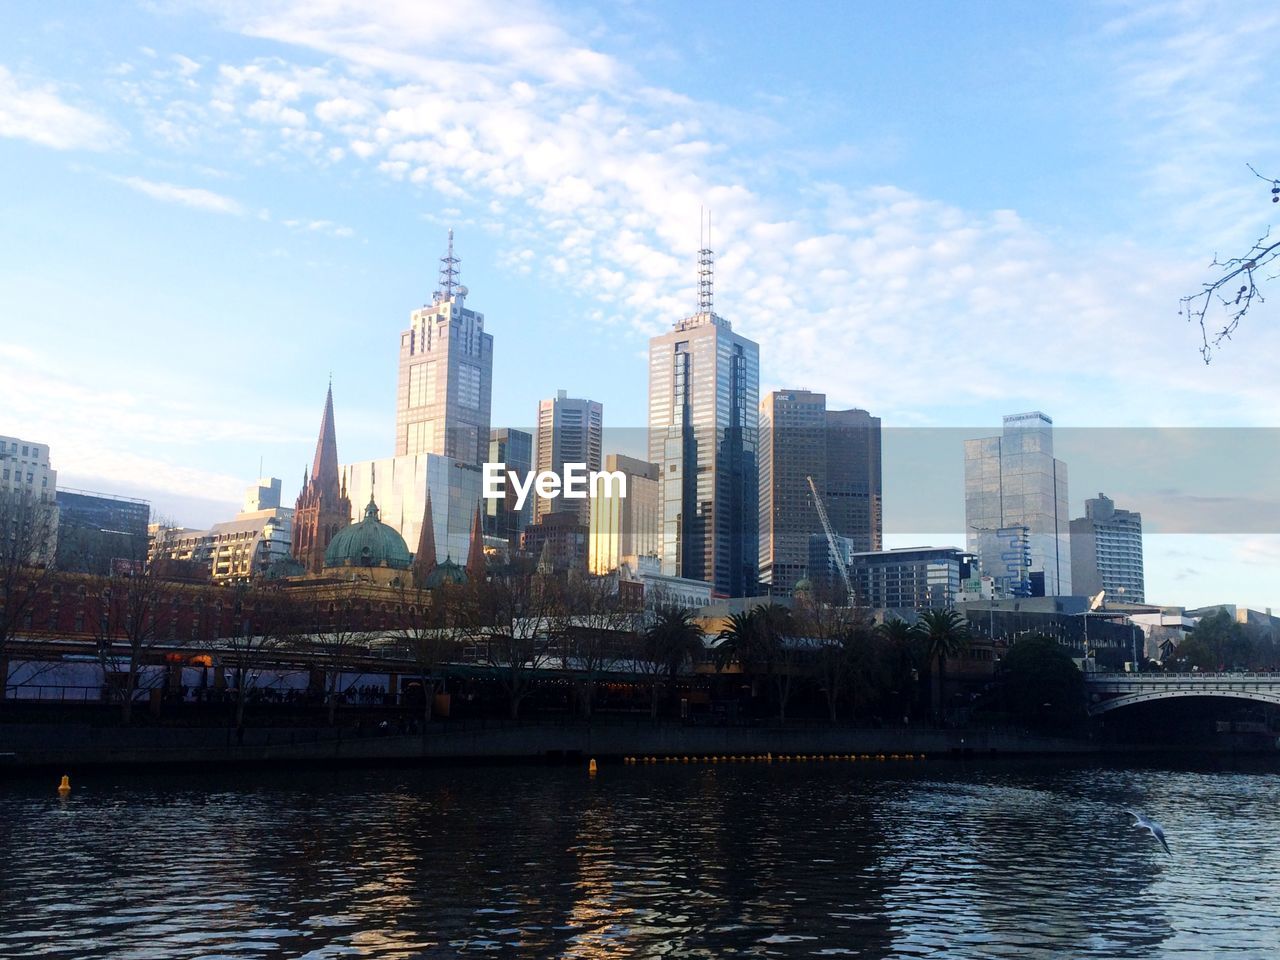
[291,383,353,574]
[413,489,438,587]
[465,502,486,581]
[311,381,341,500]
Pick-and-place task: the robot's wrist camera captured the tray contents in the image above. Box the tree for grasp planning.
[299,594,374,726]
[225,582,299,739]
[393,580,466,727]
[715,603,800,721]
[997,634,1085,725]
[1176,609,1271,671]
[93,563,178,723]
[794,594,877,722]
[0,489,58,694]
[472,562,561,720]
[876,616,922,721]
[562,574,637,719]
[911,609,970,721]
[638,605,704,720]
[1181,164,1280,363]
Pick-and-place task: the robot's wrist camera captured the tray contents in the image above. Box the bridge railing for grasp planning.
[1086,671,1280,682]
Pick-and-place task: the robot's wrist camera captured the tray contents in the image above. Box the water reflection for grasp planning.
[1,759,1279,957]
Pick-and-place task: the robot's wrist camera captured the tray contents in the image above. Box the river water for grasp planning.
[1,758,1278,958]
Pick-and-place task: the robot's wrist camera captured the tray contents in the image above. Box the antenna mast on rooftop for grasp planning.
[698,208,714,314]
[437,228,460,301]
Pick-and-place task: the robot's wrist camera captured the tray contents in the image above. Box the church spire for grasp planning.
[465,502,486,581]
[413,489,438,587]
[311,382,340,498]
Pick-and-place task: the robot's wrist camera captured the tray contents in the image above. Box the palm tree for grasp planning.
[911,609,971,722]
[714,609,757,673]
[641,605,705,719]
[876,616,921,722]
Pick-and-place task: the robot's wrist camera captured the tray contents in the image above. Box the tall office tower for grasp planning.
[759,390,827,594]
[826,407,882,553]
[292,384,352,574]
[758,393,883,595]
[484,427,533,546]
[395,230,493,467]
[534,390,603,526]
[648,245,759,597]
[588,454,659,574]
[1070,493,1145,603]
[963,411,1071,597]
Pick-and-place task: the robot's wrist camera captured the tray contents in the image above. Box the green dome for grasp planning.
[423,556,467,589]
[324,498,412,571]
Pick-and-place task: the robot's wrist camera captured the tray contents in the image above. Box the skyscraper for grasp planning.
[395,230,493,467]
[1070,493,1145,602]
[759,390,827,593]
[588,454,659,575]
[963,412,1071,597]
[758,392,883,595]
[648,247,759,597]
[534,390,603,526]
[292,384,352,574]
[484,427,533,546]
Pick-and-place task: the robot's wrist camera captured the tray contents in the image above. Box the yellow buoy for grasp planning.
[588,758,598,775]
[57,775,71,796]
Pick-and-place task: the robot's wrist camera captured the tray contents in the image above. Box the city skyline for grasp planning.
[3,1,1280,608]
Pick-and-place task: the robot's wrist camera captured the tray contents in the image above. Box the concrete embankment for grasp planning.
[0,721,1098,768]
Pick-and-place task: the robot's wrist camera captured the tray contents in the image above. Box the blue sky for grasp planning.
[2,0,1279,608]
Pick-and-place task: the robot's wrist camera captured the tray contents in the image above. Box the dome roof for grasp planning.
[324,498,412,571]
[423,556,468,589]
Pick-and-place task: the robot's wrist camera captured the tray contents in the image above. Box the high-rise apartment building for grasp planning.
[484,427,533,546]
[758,391,882,595]
[648,253,759,598]
[963,412,1071,596]
[151,479,294,583]
[588,454,659,574]
[534,390,602,526]
[395,231,493,467]
[1070,492,1144,603]
[0,435,58,566]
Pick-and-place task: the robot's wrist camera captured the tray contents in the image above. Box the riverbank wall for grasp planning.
[0,720,1104,768]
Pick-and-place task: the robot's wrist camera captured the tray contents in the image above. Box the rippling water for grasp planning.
[2,758,1279,958]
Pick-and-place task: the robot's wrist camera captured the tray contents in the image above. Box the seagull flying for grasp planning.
[1128,810,1171,855]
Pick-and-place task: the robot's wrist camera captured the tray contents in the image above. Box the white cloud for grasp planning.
[0,65,120,151]
[110,175,246,215]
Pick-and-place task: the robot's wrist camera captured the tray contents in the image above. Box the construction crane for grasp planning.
[807,475,854,604]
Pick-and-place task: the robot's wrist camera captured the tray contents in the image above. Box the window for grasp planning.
[407,420,436,453]
[408,362,437,407]
[457,363,481,409]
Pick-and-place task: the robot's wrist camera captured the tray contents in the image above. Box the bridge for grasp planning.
[1084,672,1280,715]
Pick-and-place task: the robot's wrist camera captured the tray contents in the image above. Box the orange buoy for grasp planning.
[57,775,71,796]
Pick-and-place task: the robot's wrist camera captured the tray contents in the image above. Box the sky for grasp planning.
[2,0,1278,609]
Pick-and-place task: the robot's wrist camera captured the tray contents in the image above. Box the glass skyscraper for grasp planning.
[649,306,759,598]
[963,412,1071,597]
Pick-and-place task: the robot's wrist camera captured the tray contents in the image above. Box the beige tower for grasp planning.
[395,230,493,467]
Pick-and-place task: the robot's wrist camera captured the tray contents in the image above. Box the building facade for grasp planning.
[343,453,483,567]
[812,545,974,611]
[292,385,352,574]
[0,435,58,566]
[588,454,659,575]
[55,488,151,574]
[963,412,1071,597]
[648,289,760,598]
[758,392,882,595]
[394,231,493,467]
[1070,492,1145,603]
[150,479,293,583]
[534,390,603,526]
[484,427,533,547]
